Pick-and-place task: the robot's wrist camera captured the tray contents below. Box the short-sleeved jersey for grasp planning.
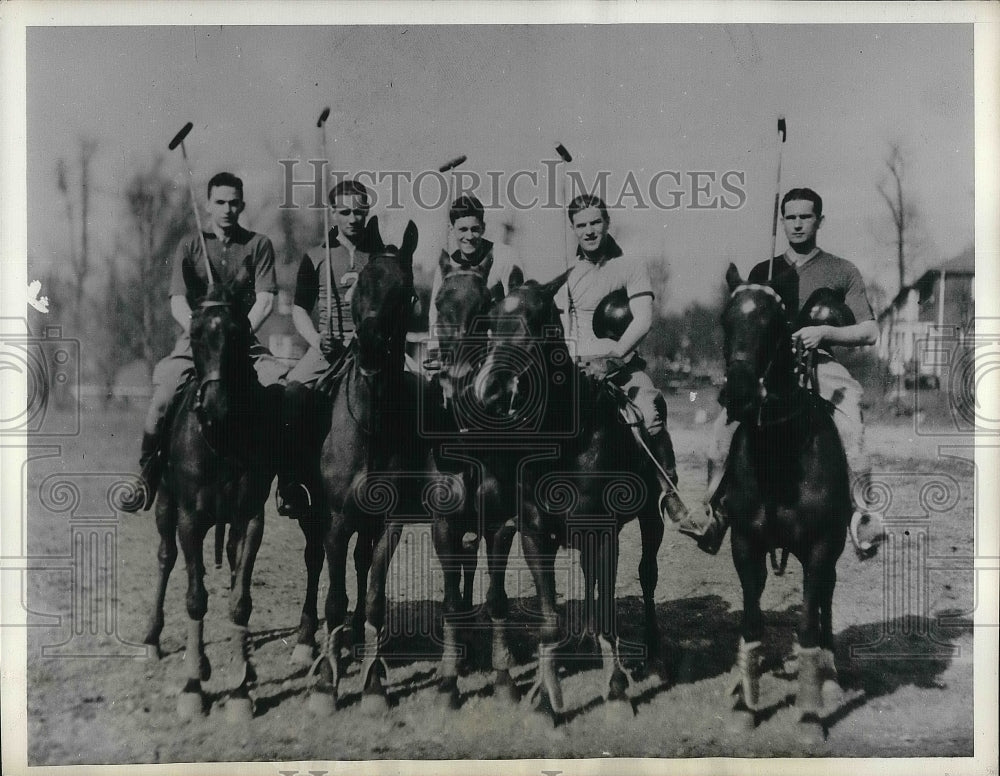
[748,249,874,325]
[169,225,277,311]
[553,236,654,358]
[293,229,377,350]
[428,239,522,333]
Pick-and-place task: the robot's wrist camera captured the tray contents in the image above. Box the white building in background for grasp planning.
[877,246,975,389]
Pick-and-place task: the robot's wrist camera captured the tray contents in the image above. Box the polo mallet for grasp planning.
[438,154,468,256]
[767,116,787,282]
[168,122,213,286]
[316,106,343,341]
[555,142,576,336]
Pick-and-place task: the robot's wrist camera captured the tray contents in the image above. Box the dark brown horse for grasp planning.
[139,282,282,721]
[470,274,667,719]
[720,265,849,742]
[298,223,478,713]
[422,266,524,707]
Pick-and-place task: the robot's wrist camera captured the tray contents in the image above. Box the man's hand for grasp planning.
[340,271,359,288]
[793,325,829,350]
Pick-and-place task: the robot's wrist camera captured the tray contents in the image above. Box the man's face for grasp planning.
[452,216,485,258]
[331,194,369,242]
[206,185,245,232]
[782,198,823,247]
[571,206,609,254]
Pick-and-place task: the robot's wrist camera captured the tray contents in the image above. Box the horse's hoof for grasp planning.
[225,695,254,724]
[290,642,315,666]
[797,714,826,746]
[493,671,521,704]
[436,680,460,710]
[822,679,844,708]
[604,697,633,721]
[361,691,390,716]
[727,708,757,734]
[176,691,205,720]
[308,688,337,715]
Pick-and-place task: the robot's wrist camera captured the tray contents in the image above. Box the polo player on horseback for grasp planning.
[555,193,691,527]
[425,195,523,369]
[687,187,887,557]
[285,179,382,387]
[120,171,283,513]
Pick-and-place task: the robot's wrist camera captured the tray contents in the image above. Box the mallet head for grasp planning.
[777,116,786,143]
[317,107,331,128]
[168,122,193,151]
[438,155,467,174]
[555,143,572,163]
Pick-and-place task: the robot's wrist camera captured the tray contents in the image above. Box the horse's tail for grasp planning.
[214,518,226,570]
[770,547,789,576]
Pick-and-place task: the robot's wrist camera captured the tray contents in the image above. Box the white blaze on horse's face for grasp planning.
[740,297,758,315]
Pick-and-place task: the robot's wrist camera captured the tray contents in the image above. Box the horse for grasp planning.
[719,264,849,742]
[421,265,525,707]
[469,273,667,719]
[297,223,479,713]
[139,282,282,722]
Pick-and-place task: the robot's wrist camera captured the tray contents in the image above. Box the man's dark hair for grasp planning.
[781,187,823,218]
[449,195,485,225]
[329,179,371,207]
[567,193,610,223]
[207,172,244,198]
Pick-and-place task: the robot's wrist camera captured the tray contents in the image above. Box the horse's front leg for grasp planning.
[431,514,466,709]
[292,513,327,666]
[224,509,264,723]
[142,499,178,657]
[729,530,767,729]
[638,508,666,675]
[521,523,563,719]
[485,518,519,703]
[795,556,837,743]
[352,528,376,643]
[175,508,211,719]
[359,520,400,714]
[594,524,630,712]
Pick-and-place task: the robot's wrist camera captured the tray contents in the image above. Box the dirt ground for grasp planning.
[23,393,978,764]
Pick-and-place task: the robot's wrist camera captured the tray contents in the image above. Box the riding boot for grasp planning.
[646,429,691,525]
[119,428,163,513]
[677,458,728,555]
[276,475,313,519]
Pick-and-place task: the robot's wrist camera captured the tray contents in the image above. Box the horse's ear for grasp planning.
[438,248,452,278]
[507,265,524,292]
[725,262,743,292]
[539,269,570,299]
[489,280,506,306]
[400,220,418,267]
[364,216,384,252]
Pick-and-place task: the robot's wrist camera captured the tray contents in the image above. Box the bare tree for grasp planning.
[114,157,193,374]
[54,137,98,331]
[877,142,922,292]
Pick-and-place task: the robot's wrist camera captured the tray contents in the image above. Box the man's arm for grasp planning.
[427,266,443,336]
[170,294,192,334]
[247,292,273,333]
[292,304,322,350]
[795,319,878,350]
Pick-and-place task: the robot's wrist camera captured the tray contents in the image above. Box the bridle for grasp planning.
[725,284,807,427]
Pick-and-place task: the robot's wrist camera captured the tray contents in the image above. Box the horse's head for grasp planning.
[721,263,793,422]
[434,262,503,381]
[352,220,418,376]
[189,282,252,431]
[472,271,569,418]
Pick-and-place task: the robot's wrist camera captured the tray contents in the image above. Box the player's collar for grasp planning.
[784,246,821,267]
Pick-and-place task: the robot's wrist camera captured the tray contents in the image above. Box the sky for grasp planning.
[22,21,976,313]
